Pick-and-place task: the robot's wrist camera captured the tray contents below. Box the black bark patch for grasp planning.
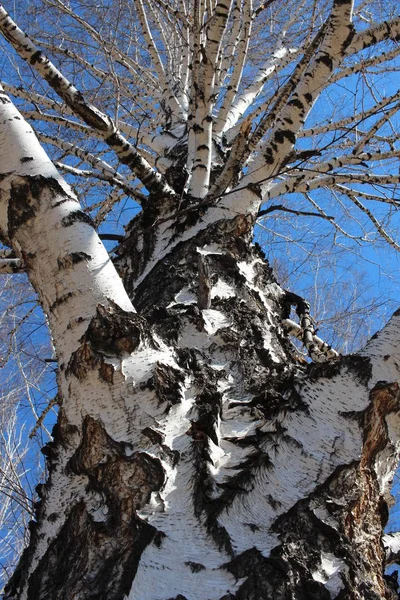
[152,361,186,406]
[191,388,221,445]
[146,307,183,344]
[185,561,205,573]
[263,147,274,164]
[67,304,152,379]
[316,53,333,69]
[66,338,103,380]
[57,252,92,270]
[288,98,304,110]
[215,451,273,508]
[29,50,42,65]
[226,546,331,600]
[104,132,124,147]
[66,416,163,489]
[86,304,150,356]
[176,348,203,373]
[248,383,308,419]
[52,197,73,208]
[142,427,165,445]
[61,210,95,228]
[8,180,39,235]
[274,129,296,145]
[188,393,234,554]
[99,361,114,383]
[49,291,74,312]
[115,208,159,284]
[307,354,372,386]
[170,205,208,240]
[8,175,76,238]
[165,163,188,195]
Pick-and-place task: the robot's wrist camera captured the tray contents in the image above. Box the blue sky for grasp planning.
[0,0,400,588]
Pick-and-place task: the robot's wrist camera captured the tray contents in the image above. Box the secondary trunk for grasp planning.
[4,188,400,600]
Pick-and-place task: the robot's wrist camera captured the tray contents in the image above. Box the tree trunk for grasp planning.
[2,96,400,600]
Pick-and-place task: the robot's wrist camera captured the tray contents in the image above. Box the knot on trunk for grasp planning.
[67,417,165,508]
[86,303,149,355]
[66,303,153,380]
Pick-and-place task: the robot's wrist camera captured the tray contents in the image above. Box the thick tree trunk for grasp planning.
[4,208,400,599]
[1,95,400,600]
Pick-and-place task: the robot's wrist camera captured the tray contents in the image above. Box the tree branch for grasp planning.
[264,148,400,200]
[134,0,185,121]
[40,134,146,201]
[257,204,334,220]
[0,7,175,199]
[345,16,400,55]
[187,0,231,198]
[299,88,400,139]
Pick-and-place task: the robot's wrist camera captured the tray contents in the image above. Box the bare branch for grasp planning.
[40,134,146,201]
[0,7,175,198]
[345,16,400,55]
[282,318,340,361]
[258,204,334,220]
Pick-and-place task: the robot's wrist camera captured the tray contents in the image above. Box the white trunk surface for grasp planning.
[0,5,399,596]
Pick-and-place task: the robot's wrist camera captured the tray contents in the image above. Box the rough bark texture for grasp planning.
[5,200,400,600]
[1,2,400,596]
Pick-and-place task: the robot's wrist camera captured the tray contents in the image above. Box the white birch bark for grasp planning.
[1,2,400,599]
[0,87,134,355]
[188,0,231,198]
[241,0,355,193]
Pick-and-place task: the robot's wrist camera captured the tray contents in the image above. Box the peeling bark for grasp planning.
[5,195,400,599]
[1,3,400,597]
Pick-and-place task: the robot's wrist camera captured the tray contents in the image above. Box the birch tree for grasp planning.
[0,1,400,598]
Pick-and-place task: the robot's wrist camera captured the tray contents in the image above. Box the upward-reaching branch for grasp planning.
[134,0,186,122]
[187,0,232,198]
[213,0,253,138]
[209,22,327,199]
[0,6,175,199]
[239,0,355,193]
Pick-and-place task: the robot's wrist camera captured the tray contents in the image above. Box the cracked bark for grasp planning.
[5,198,400,599]
[1,64,400,600]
